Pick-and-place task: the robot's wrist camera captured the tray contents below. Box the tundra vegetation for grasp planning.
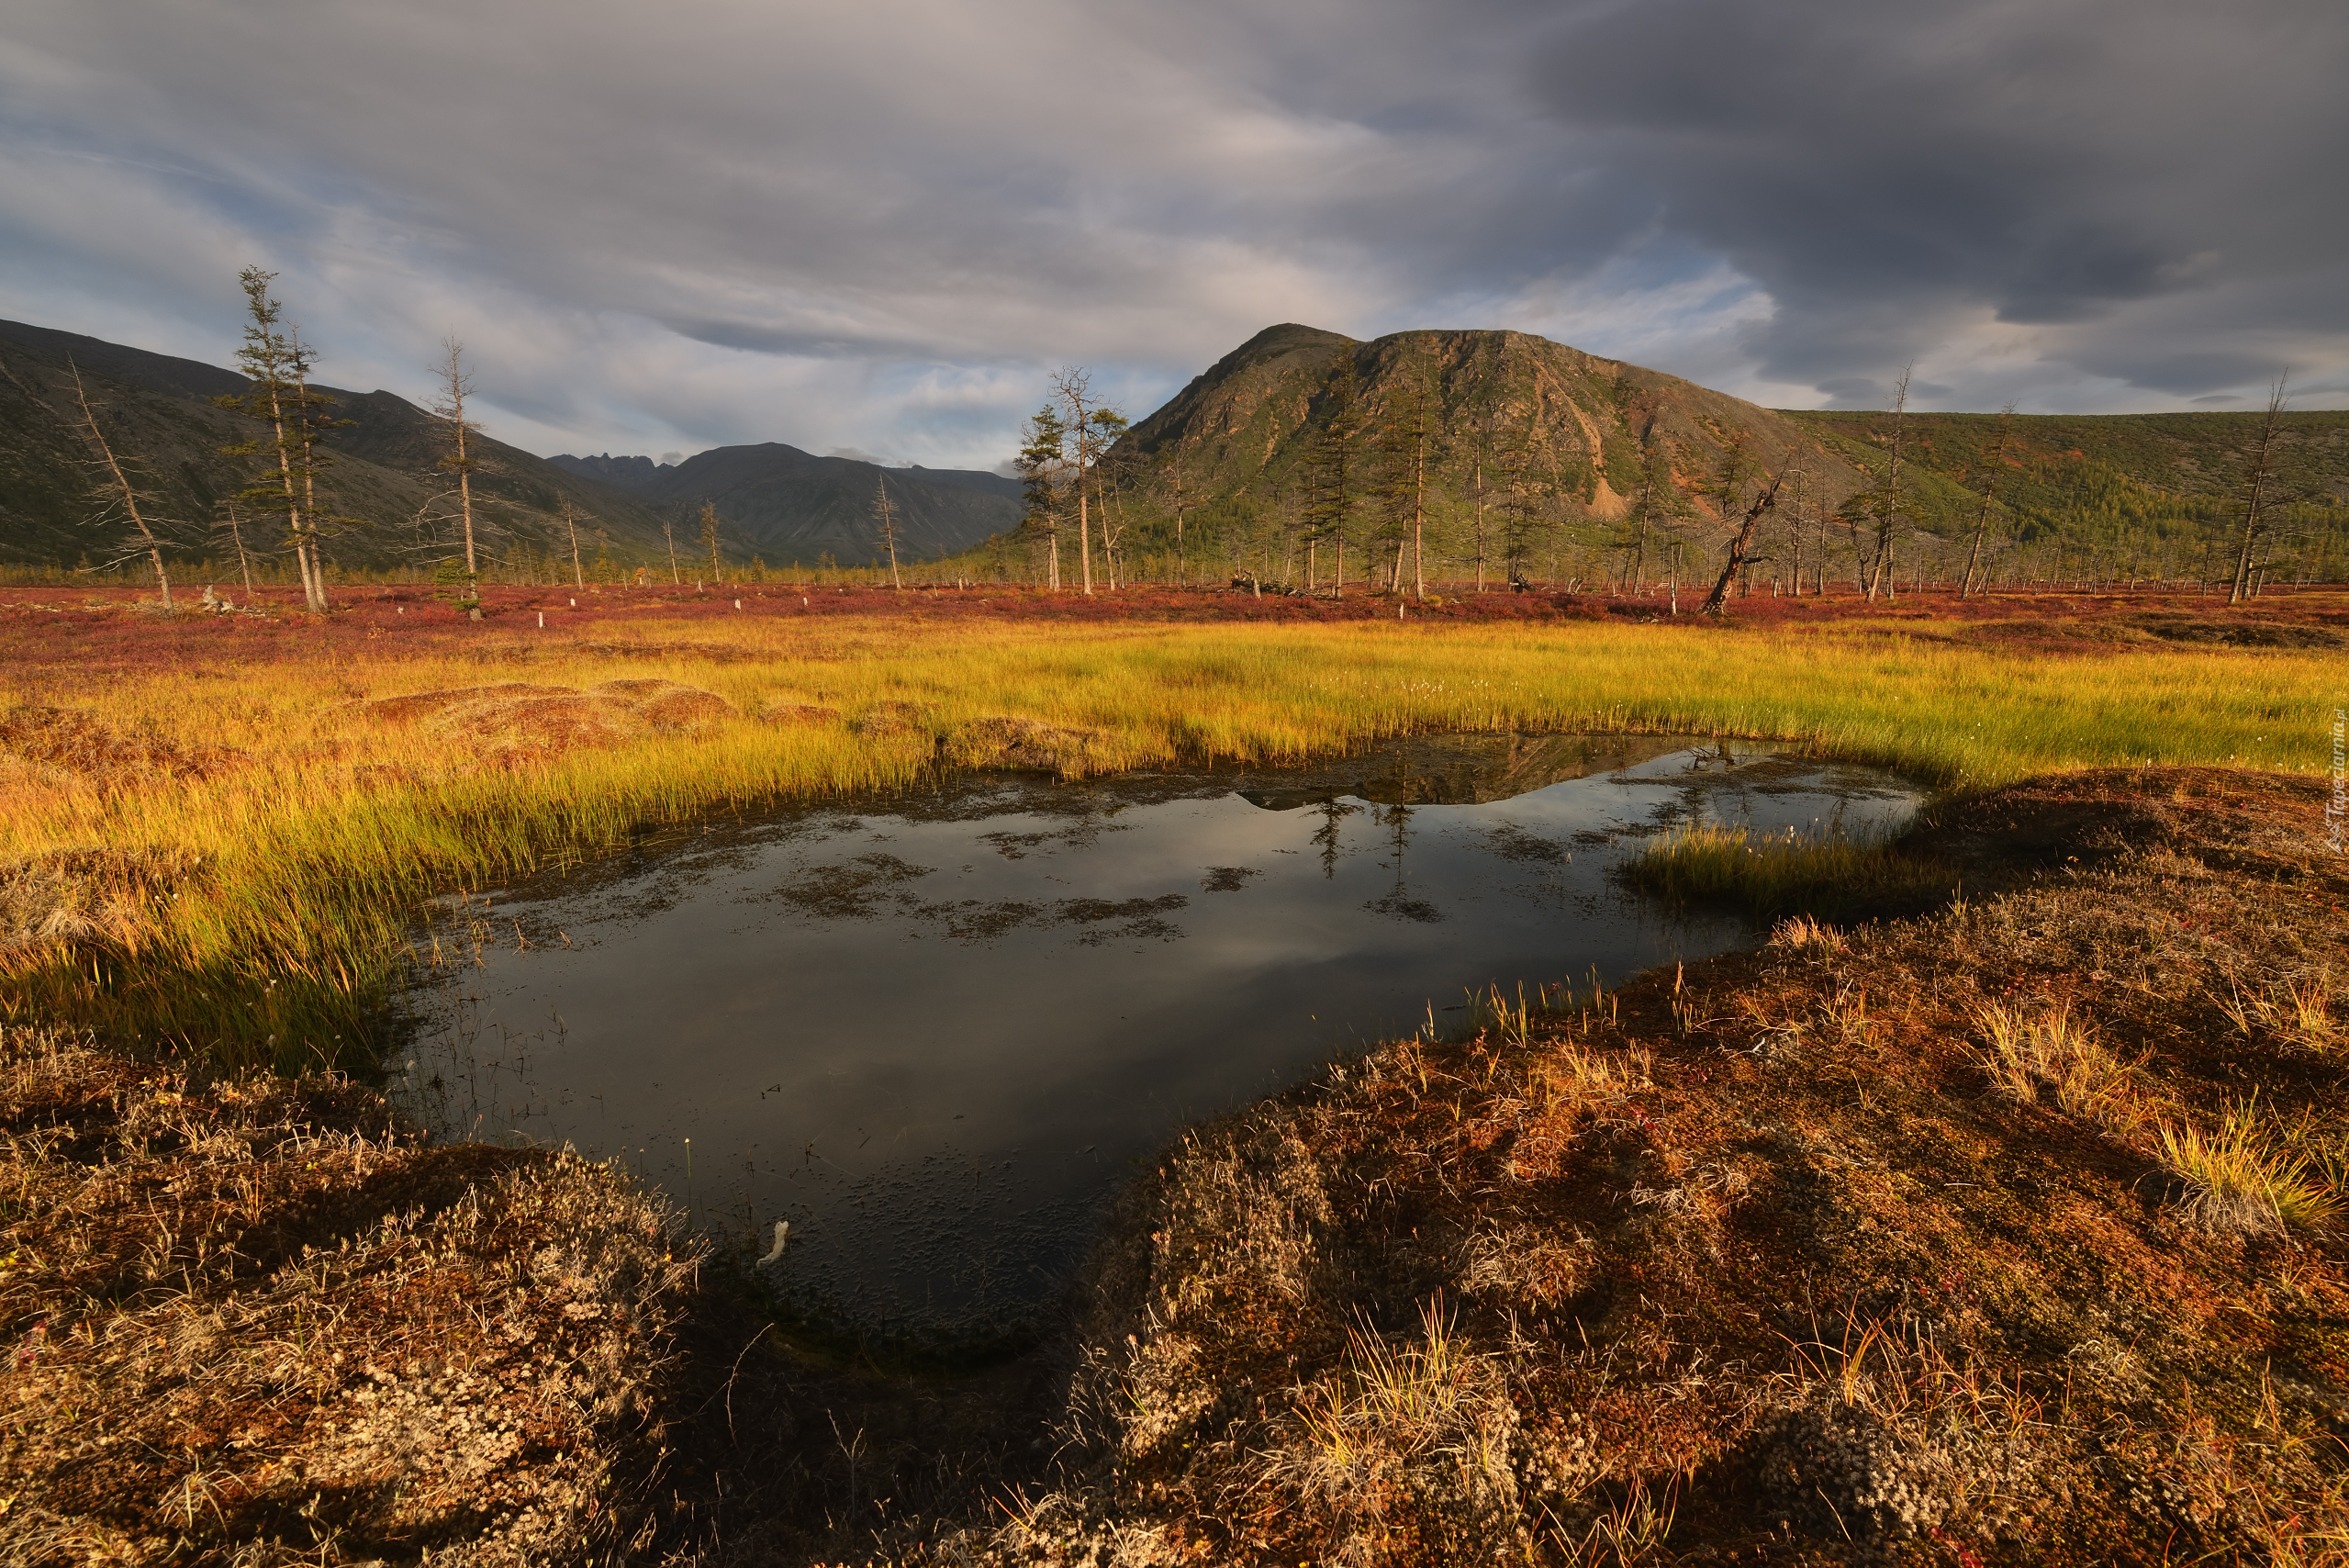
[5,289,2349,1562]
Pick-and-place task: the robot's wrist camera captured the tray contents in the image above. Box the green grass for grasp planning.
[4,612,2339,1070]
[1620,823,1957,917]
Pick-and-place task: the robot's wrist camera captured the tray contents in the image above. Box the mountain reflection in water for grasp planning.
[394,737,1918,1343]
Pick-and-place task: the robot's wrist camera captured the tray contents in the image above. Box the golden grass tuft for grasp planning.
[1623,823,1956,916]
[0,607,2339,1067]
[2158,1098,2343,1235]
[1973,997,2137,1124]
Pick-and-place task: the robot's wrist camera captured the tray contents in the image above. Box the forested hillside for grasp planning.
[547,443,1020,566]
[959,323,2348,592]
[0,319,677,579]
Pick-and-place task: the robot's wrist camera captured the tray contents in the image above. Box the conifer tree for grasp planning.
[699,500,722,584]
[1960,404,2018,598]
[1864,366,1911,601]
[1303,351,1359,598]
[1016,403,1067,588]
[218,267,332,611]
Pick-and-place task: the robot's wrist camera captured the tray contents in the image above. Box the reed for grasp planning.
[1621,823,1956,916]
[2,609,2332,1068]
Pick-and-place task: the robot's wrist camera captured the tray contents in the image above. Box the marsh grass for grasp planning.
[1624,822,1957,918]
[2158,1097,2343,1235]
[1974,998,2138,1125]
[0,610,2335,1068]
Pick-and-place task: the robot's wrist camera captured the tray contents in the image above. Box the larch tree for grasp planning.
[1049,368,1124,596]
[429,340,484,615]
[2229,374,2289,605]
[1016,403,1067,588]
[1303,351,1359,597]
[872,476,903,588]
[218,266,330,612]
[67,362,173,608]
[1864,366,1911,601]
[285,323,349,605]
[698,500,722,584]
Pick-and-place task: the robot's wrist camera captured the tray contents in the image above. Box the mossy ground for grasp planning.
[915,767,2349,1566]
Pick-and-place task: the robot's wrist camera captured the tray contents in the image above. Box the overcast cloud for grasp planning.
[2,0,2340,467]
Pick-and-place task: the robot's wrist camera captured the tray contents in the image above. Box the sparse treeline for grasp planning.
[955,336,2343,600]
[39,280,2345,604]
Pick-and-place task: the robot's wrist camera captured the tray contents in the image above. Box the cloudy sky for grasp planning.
[4,0,2341,468]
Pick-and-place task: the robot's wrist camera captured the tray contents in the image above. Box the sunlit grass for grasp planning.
[2159,1098,2343,1235]
[1621,822,1957,916]
[2,610,2334,1068]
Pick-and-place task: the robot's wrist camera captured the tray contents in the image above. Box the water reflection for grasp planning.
[391,736,1918,1342]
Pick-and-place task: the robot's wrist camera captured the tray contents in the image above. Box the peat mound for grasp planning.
[934,765,2349,1565]
[0,1031,700,1565]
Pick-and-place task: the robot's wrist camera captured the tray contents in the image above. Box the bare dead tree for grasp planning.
[562,501,587,589]
[1866,365,1912,601]
[218,498,257,596]
[1699,448,1791,616]
[1961,403,2018,598]
[872,475,903,588]
[429,340,483,613]
[67,362,173,608]
[2229,374,2289,605]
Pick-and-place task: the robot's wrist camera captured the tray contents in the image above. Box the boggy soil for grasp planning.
[7,765,2349,1566]
[917,766,2349,1566]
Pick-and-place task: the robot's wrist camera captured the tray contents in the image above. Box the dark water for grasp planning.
[393,736,1918,1340]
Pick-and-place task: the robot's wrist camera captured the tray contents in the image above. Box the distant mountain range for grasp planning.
[4,312,2340,582]
[0,319,1012,574]
[0,319,677,572]
[544,445,1021,566]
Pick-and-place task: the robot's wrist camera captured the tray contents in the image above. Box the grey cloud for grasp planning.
[0,0,2340,465]
[1526,0,2349,401]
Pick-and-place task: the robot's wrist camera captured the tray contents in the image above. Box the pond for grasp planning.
[393,735,1920,1346]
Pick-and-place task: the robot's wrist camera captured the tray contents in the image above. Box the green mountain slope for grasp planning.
[1001,324,1885,589]
[547,443,1021,566]
[1783,409,2349,582]
[0,319,679,577]
[968,323,2348,589]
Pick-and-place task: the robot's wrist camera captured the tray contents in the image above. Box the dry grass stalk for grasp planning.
[1973,996,2137,1124]
[2158,1099,2343,1235]
[0,1025,702,1564]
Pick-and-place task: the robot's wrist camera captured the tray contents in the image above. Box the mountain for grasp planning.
[969,322,2347,588]
[547,444,1022,566]
[0,319,675,573]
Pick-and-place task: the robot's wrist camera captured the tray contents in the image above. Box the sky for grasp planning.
[4,0,2342,470]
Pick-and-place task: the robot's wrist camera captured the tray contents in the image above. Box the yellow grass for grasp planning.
[2,610,2335,1068]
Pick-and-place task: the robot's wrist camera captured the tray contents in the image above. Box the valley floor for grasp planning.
[2,588,2345,1562]
[6,766,2345,1565]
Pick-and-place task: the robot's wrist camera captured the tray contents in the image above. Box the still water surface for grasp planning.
[395,736,1918,1339]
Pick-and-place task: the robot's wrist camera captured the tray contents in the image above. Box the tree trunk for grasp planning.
[2230,376,2287,605]
[70,364,171,609]
[1699,464,1786,616]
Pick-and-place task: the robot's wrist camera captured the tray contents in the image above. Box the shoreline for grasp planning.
[10,762,2347,1562]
